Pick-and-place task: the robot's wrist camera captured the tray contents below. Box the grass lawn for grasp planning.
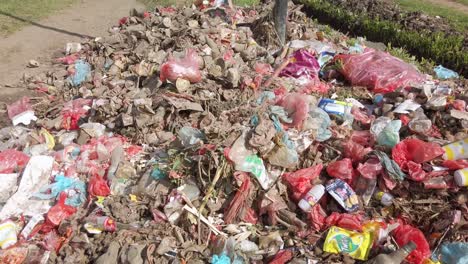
[0,0,76,36]
[395,0,468,31]
[140,0,260,8]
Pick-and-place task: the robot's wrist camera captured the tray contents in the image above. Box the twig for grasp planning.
[262,51,291,88]
[197,159,227,244]
[183,205,227,237]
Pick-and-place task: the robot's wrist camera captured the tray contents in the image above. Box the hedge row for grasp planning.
[298,0,468,77]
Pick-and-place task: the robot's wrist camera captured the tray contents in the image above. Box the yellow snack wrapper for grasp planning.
[323,226,372,261]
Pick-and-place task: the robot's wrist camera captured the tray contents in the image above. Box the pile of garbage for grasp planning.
[0,2,467,263]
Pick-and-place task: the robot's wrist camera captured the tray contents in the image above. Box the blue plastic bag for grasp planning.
[69,60,91,86]
[440,242,468,264]
[34,174,87,207]
[434,65,459,79]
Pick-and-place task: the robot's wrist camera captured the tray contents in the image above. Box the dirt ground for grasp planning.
[424,0,468,14]
[0,0,144,104]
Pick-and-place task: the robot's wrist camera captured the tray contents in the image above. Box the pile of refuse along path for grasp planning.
[0,2,467,264]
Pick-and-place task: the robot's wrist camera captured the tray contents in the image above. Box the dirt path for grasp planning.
[423,0,468,14]
[0,0,144,103]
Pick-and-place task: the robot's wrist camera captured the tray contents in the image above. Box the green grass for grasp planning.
[139,0,259,8]
[0,0,76,36]
[395,0,468,31]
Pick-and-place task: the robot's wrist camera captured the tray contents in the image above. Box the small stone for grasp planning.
[226,68,240,88]
[188,20,199,28]
[28,60,40,68]
[176,78,190,93]
[162,17,172,28]
[208,65,222,77]
[156,237,177,255]
[382,104,393,113]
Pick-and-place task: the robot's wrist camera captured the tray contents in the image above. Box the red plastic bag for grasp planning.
[269,250,293,264]
[0,149,30,173]
[407,161,427,181]
[46,192,77,226]
[350,131,375,147]
[335,49,425,93]
[343,140,373,163]
[61,98,92,130]
[88,174,111,197]
[326,158,354,180]
[279,49,320,80]
[282,164,323,201]
[442,159,468,170]
[392,138,445,169]
[277,93,313,129]
[160,49,201,83]
[307,204,327,231]
[325,212,363,232]
[357,158,382,179]
[392,221,431,264]
[225,172,255,224]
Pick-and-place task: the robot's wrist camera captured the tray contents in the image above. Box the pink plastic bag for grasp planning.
[351,106,374,125]
[282,164,323,201]
[7,97,33,119]
[279,49,320,80]
[277,93,312,129]
[326,158,354,180]
[160,49,201,83]
[452,99,466,111]
[335,49,425,93]
[357,158,382,179]
[0,149,30,173]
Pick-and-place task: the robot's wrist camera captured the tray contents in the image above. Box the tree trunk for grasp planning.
[273,0,288,45]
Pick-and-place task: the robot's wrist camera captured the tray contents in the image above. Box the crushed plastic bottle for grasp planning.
[442,138,468,160]
[374,191,394,206]
[366,241,416,264]
[84,215,140,234]
[298,184,325,212]
[454,168,468,187]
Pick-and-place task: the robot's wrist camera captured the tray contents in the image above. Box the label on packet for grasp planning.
[323,226,372,260]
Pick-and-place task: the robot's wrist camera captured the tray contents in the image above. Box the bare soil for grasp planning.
[0,0,144,104]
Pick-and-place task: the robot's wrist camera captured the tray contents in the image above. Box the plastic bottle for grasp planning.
[0,220,18,249]
[365,241,416,264]
[442,138,468,160]
[85,216,140,232]
[454,168,468,187]
[374,191,394,206]
[298,184,325,212]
